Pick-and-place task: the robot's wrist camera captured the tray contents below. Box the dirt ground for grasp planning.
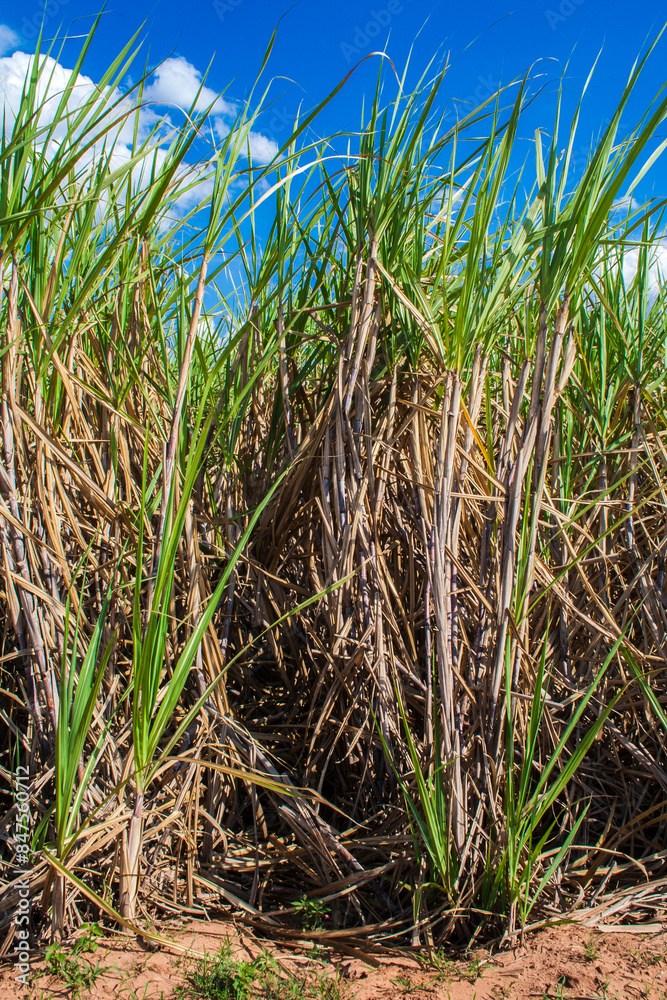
[2,918,667,999]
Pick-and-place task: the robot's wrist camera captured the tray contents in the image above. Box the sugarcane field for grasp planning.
[2,5,667,998]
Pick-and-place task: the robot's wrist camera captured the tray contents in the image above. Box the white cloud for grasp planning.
[214,119,278,164]
[613,195,641,213]
[621,241,667,302]
[0,50,150,147]
[141,57,279,163]
[0,48,278,226]
[143,56,234,118]
[247,130,279,164]
[0,50,195,226]
[0,25,18,57]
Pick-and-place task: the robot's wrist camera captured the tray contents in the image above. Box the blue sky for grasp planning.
[1,0,666,198]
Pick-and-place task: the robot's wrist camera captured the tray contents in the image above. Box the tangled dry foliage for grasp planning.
[2,25,667,957]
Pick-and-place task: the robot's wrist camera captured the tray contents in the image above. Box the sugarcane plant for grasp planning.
[3,17,667,945]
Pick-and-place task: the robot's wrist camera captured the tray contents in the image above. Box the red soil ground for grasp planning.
[2,919,667,999]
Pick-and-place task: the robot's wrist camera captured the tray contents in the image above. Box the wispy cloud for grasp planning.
[214,119,279,164]
[0,24,18,57]
[612,194,641,213]
[622,241,667,301]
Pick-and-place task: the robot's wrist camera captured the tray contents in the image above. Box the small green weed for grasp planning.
[175,942,256,999]
[462,954,489,982]
[584,934,600,960]
[417,948,455,984]
[78,921,104,951]
[117,961,164,999]
[395,971,434,993]
[392,972,417,992]
[292,895,329,932]
[629,944,666,966]
[44,924,107,998]
[540,985,566,1000]
[313,972,350,1000]
[119,987,166,1000]
[176,940,350,1000]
